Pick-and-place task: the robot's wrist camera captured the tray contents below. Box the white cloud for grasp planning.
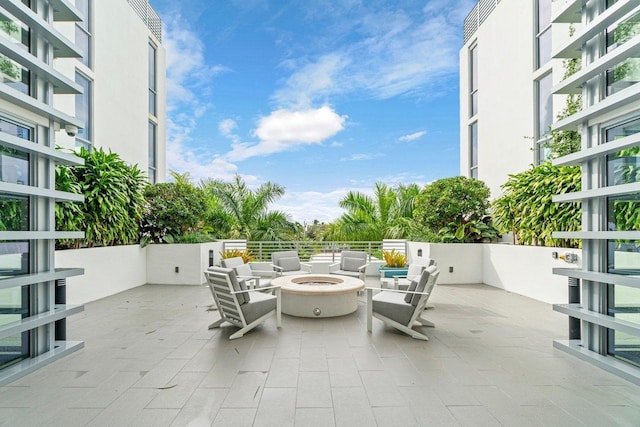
[226,106,347,161]
[341,153,383,161]
[162,15,232,180]
[272,2,466,106]
[399,130,426,142]
[273,54,350,108]
[219,119,237,135]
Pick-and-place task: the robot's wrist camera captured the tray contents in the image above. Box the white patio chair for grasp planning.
[329,250,369,281]
[270,250,313,276]
[204,267,281,340]
[366,266,439,341]
[380,259,436,290]
[220,256,275,289]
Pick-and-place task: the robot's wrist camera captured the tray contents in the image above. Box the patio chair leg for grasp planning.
[276,288,282,328]
[416,315,434,328]
[366,288,373,333]
[208,318,226,330]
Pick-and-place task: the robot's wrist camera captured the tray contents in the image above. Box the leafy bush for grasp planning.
[439,217,499,243]
[413,176,491,236]
[174,232,217,244]
[492,163,581,247]
[55,148,146,249]
[0,197,27,231]
[140,182,209,246]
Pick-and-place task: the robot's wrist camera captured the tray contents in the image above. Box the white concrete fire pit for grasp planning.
[271,274,364,318]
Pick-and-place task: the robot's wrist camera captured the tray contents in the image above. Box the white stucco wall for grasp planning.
[146,242,223,285]
[56,245,147,305]
[482,244,580,304]
[407,241,579,304]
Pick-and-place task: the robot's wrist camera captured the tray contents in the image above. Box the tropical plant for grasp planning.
[413,176,491,236]
[492,162,581,247]
[220,248,255,263]
[325,183,420,241]
[382,249,406,267]
[55,147,146,248]
[201,175,296,241]
[439,217,500,243]
[140,175,209,246]
[0,196,27,231]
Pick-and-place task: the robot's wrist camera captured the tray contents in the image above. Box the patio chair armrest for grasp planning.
[250,268,277,278]
[231,284,281,294]
[328,262,340,272]
[357,263,369,272]
[300,262,313,271]
[364,286,431,296]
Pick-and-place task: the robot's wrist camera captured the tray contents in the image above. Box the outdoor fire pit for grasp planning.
[272,274,364,318]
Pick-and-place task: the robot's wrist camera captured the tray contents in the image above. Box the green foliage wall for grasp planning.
[492,163,581,247]
[55,148,146,248]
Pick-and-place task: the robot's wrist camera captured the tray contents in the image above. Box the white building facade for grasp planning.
[0,0,165,385]
[550,0,640,385]
[460,0,640,384]
[459,0,571,199]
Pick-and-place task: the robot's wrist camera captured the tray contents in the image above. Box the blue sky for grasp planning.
[151,0,475,223]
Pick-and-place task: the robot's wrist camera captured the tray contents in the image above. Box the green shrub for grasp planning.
[140,182,208,246]
[413,176,491,236]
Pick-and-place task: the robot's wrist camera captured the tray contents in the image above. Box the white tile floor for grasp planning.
[1,280,639,426]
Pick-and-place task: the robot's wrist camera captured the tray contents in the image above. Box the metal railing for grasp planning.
[463,0,502,44]
[127,0,162,42]
[222,241,385,263]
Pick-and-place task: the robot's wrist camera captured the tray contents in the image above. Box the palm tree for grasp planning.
[328,183,421,241]
[200,175,296,240]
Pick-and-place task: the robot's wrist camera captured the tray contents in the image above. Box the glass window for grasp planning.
[75,26,90,68]
[606,56,640,96]
[0,195,28,231]
[75,0,91,67]
[0,283,29,369]
[470,45,478,117]
[607,11,640,52]
[0,11,30,50]
[606,118,640,186]
[470,122,478,178]
[0,241,29,368]
[0,118,31,185]
[537,73,553,138]
[0,117,31,141]
[148,122,156,183]
[536,0,552,68]
[149,42,157,116]
[607,282,640,367]
[75,72,91,145]
[0,242,29,278]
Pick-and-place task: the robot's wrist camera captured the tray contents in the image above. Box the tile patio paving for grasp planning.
[1,280,639,426]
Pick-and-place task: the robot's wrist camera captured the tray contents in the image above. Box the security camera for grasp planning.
[65,125,78,137]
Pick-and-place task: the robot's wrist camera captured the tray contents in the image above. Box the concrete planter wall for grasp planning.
[56,245,147,305]
[407,242,580,304]
[56,241,582,306]
[146,242,223,285]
